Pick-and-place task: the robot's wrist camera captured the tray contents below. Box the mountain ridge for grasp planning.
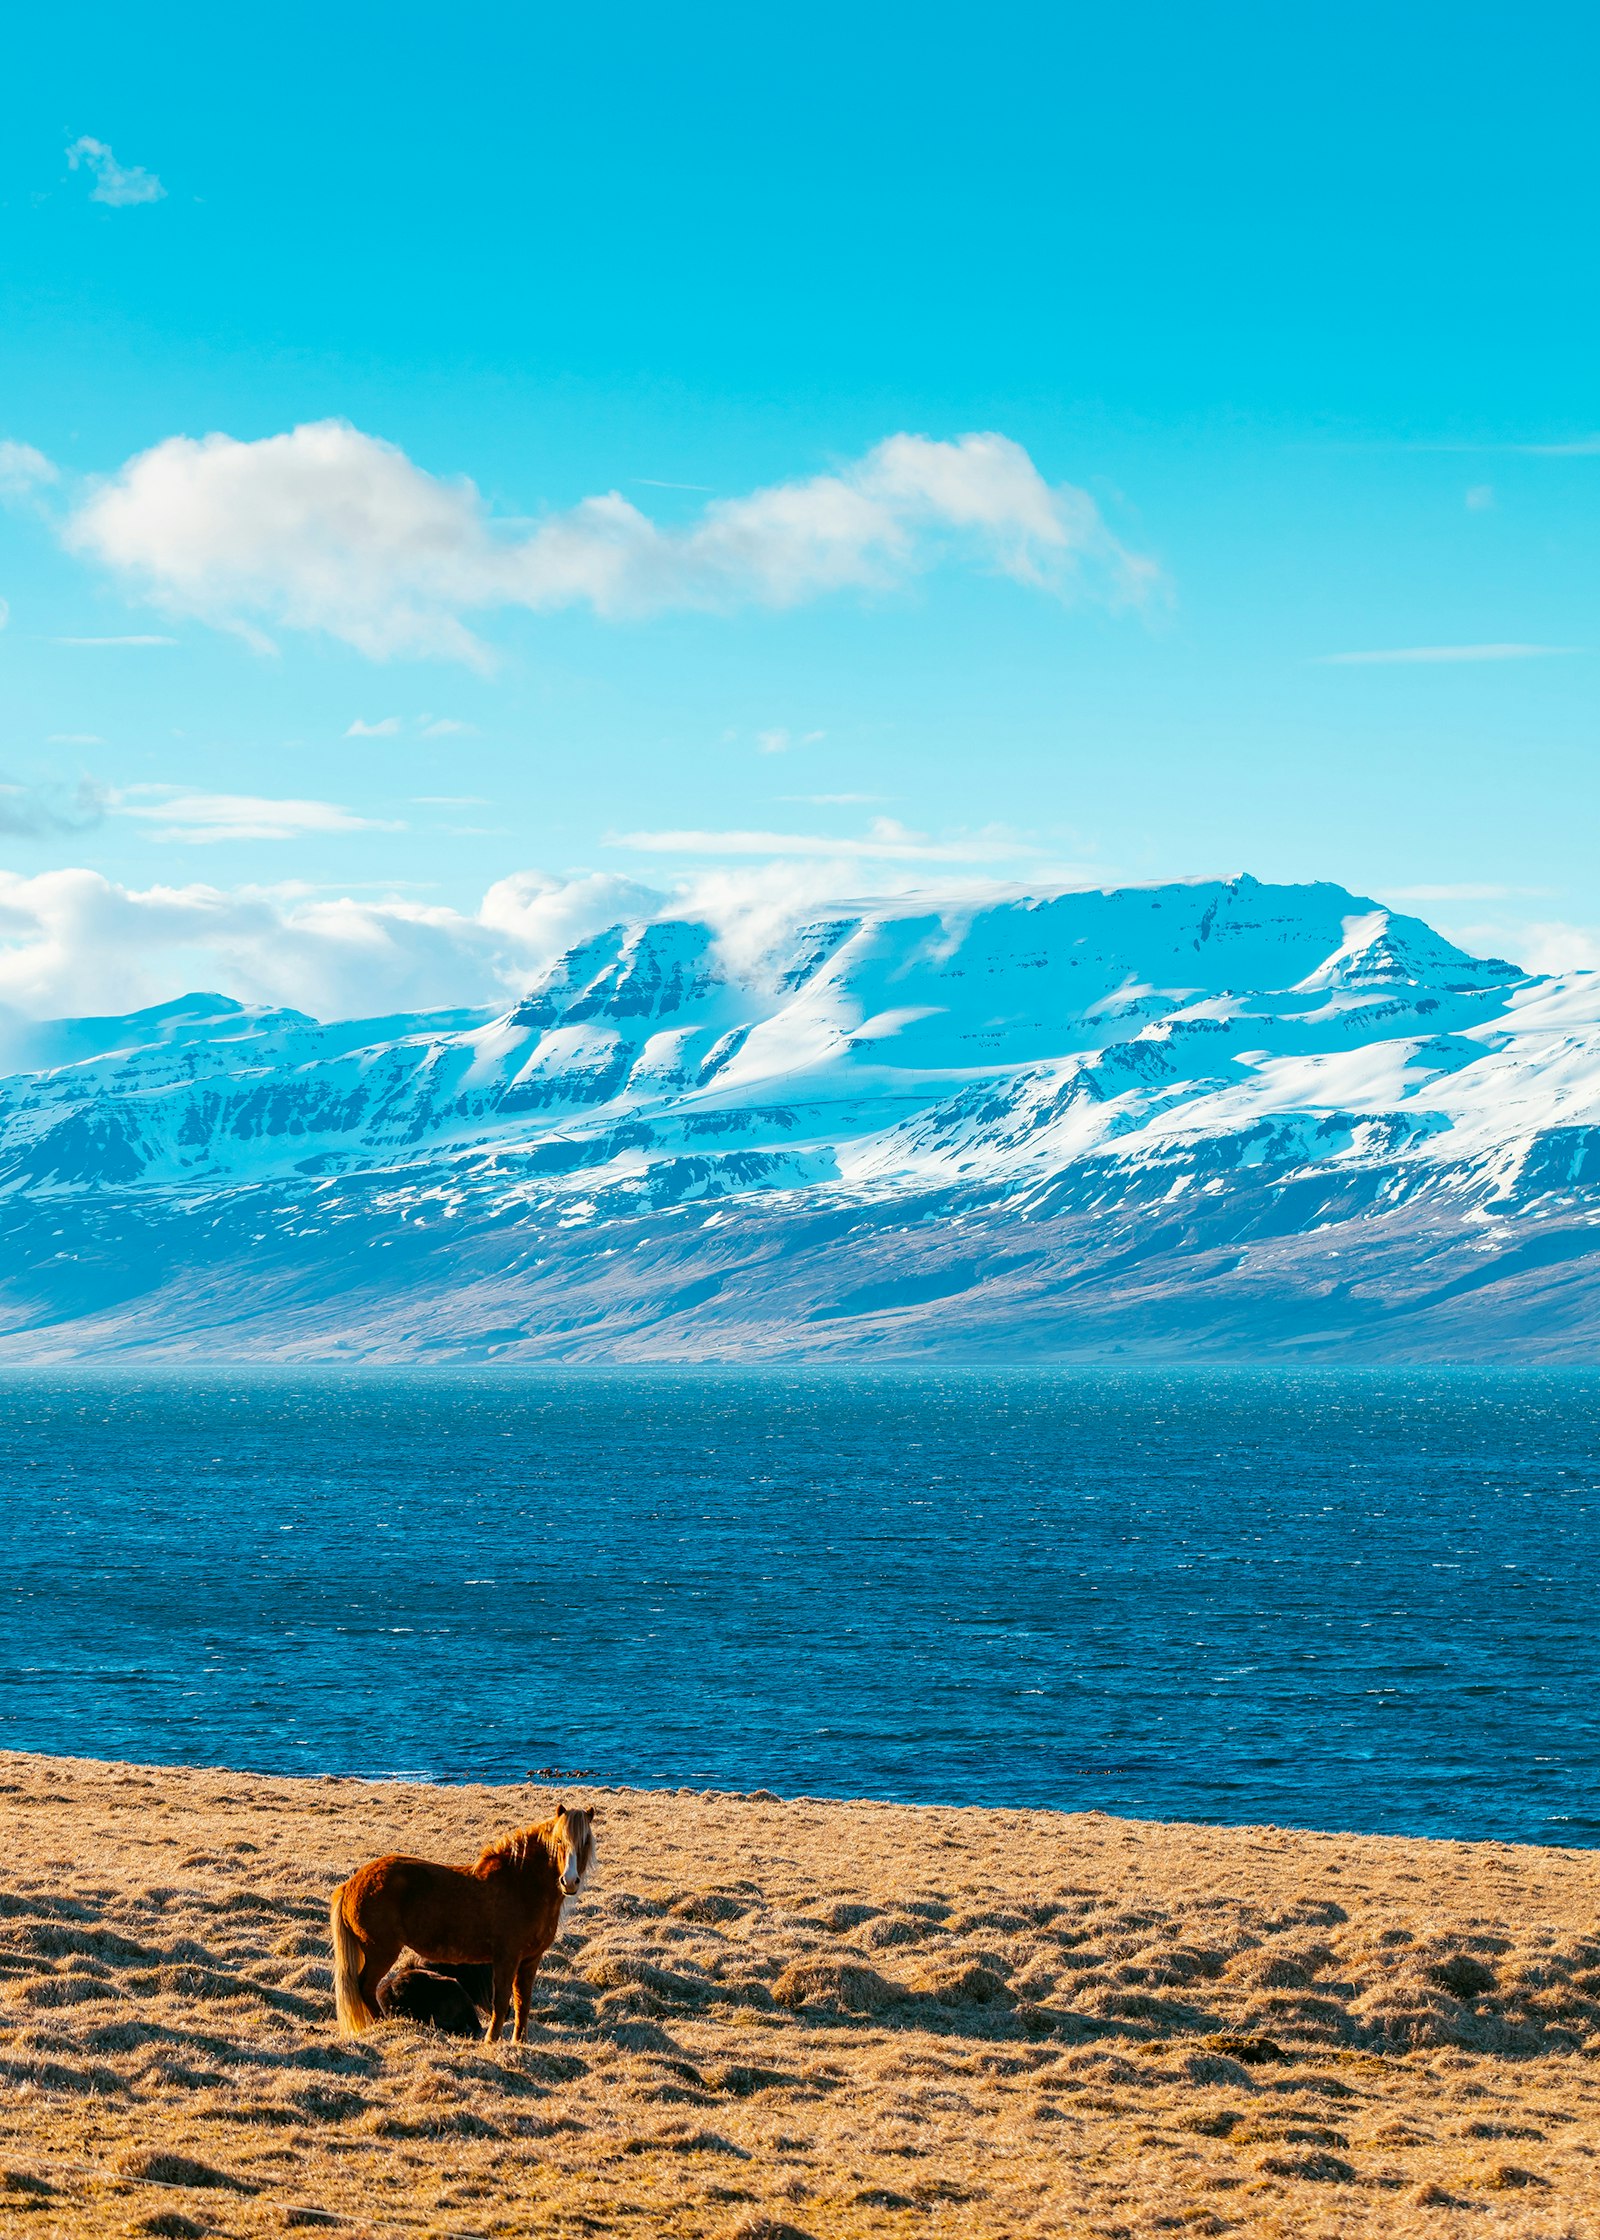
[0,871,1596,1361]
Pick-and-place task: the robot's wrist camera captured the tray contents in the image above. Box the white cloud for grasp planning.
[1465,484,1495,511]
[0,778,104,839]
[1380,883,1547,904]
[1512,437,1600,458]
[1314,643,1578,665]
[755,727,825,755]
[476,869,664,962]
[1408,435,1600,457]
[111,788,401,845]
[54,634,176,647]
[0,871,507,1023]
[1442,917,1598,975]
[1516,923,1600,973]
[64,420,1160,663]
[0,866,674,1025]
[47,733,106,746]
[665,860,1122,985]
[348,714,473,738]
[66,136,166,207]
[0,441,57,501]
[0,598,8,631]
[609,817,1037,862]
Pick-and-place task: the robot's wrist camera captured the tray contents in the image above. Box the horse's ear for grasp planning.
[586,1804,601,1819]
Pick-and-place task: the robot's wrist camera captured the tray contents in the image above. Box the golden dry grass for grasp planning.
[4,1752,1600,2237]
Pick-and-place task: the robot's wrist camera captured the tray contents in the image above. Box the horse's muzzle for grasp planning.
[560,1879,580,1897]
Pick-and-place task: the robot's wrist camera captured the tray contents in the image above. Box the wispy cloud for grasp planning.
[412,795,490,807]
[347,713,475,738]
[64,420,1161,664]
[0,441,57,502]
[1464,484,1495,511]
[112,787,402,844]
[782,792,888,806]
[1380,883,1548,903]
[756,727,826,756]
[0,778,105,839]
[54,634,177,648]
[1505,437,1600,458]
[1405,435,1600,457]
[1313,643,1579,666]
[609,817,1036,863]
[47,733,106,746]
[65,136,165,207]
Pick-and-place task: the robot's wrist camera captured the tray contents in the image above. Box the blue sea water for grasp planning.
[1,1366,1597,1848]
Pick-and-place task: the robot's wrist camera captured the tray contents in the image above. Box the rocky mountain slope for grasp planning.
[0,873,1596,1359]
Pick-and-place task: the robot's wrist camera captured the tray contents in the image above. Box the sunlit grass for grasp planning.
[3,1752,1599,2235]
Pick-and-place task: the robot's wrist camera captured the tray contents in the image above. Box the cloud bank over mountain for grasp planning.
[1,855,1592,1049]
[0,866,665,1029]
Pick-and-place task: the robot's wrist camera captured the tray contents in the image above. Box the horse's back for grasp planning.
[350,1852,479,1902]
[344,1853,490,1950]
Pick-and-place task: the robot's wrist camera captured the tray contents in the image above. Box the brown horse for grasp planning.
[329,1805,598,2042]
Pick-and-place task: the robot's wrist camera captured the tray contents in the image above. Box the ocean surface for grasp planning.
[2,1366,1597,1847]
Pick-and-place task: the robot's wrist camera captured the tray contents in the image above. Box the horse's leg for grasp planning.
[511,1955,538,2043]
[485,1953,516,2043]
[359,1934,402,2023]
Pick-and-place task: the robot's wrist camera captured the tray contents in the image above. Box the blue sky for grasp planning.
[2,1,1598,1018]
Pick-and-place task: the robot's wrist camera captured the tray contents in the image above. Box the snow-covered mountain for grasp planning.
[2,873,1597,1360]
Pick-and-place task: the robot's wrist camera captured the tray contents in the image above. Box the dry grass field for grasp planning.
[4,1753,1600,2238]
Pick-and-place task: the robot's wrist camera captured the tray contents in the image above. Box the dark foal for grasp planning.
[377,1960,492,2037]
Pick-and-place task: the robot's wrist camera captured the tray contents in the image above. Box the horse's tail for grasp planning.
[329,1881,378,2035]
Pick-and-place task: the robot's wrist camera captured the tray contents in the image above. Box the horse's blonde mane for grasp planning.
[474,1815,567,1873]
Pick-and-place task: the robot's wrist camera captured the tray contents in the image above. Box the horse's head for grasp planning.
[551,1803,599,1899]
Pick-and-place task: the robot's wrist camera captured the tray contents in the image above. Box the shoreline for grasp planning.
[4,1749,1600,2235]
[7,1743,1589,1857]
